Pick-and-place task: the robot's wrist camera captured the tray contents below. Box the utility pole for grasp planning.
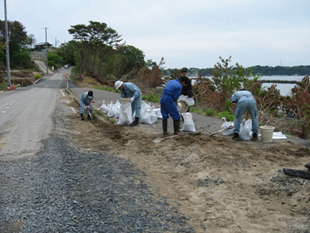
[64,40,66,57]
[55,37,59,55]
[45,27,48,75]
[4,0,11,88]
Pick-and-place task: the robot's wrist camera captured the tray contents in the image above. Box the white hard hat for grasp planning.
[114,81,123,89]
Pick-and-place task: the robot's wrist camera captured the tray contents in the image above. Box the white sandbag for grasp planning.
[100,100,110,114]
[153,108,162,119]
[139,101,153,124]
[117,102,133,125]
[181,112,196,132]
[114,100,121,119]
[221,117,234,136]
[150,110,158,123]
[115,99,121,108]
[178,95,195,106]
[239,120,251,140]
[114,107,120,119]
[107,103,117,118]
[140,109,152,124]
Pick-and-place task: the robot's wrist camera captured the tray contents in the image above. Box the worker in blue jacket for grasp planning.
[231,89,259,141]
[115,81,142,127]
[80,90,94,120]
[160,76,189,135]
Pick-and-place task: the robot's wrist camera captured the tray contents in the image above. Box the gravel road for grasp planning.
[0,93,194,232]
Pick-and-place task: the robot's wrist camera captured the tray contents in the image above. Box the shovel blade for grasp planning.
[153,138,165,143]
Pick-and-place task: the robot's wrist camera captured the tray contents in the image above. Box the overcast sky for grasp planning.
[1,0,309,69]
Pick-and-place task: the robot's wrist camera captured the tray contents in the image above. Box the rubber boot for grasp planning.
[162,119,168,135]
[130,117,139,127]
[232,133,241,140]
[173,120,180,135]
[251,133,258,141]
[81,113,84,120]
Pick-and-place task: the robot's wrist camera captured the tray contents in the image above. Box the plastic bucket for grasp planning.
[260,126,275,142]
[177,101,189,113]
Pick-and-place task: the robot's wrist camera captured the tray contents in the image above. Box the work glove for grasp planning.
[130,97,135,103]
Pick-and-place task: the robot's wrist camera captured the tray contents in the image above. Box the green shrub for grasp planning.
[218,111,235,121]
[0,81,8,91]
[34,74,41,79]
[205,108,217,117]
[196,109,204,114]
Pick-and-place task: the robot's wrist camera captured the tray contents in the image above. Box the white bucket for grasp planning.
[260,126,275,142]
[177,101,188,113]
[120,98,131,105]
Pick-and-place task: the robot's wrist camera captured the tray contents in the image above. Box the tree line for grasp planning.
[162,65,310,76]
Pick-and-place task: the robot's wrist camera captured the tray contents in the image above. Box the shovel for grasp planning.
[153,133,185,143]
[209,126,233,136]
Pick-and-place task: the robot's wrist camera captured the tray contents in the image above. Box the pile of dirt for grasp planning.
[11,78,35,86]
[62,96,310,233]
[75,75,113,88]
[10,70,38,78]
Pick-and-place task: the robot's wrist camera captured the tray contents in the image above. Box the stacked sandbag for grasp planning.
[181,112,196,132]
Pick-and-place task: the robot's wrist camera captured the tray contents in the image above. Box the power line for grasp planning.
[14,0,44,29]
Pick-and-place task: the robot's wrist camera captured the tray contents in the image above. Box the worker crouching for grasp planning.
[80,91,94,120]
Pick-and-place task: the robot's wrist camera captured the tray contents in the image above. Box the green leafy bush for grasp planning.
[34,74,41,79]
[205,108,217,117]
[0,81,8,91]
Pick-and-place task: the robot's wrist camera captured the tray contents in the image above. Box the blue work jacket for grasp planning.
[80,92,94,105]
[120,83,142,99]
[160,79,182,102]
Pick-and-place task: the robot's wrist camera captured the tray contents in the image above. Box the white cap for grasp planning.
[114,81,123,89]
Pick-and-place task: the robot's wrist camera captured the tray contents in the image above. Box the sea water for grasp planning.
[189,75,307,97]
[259,75,305,96]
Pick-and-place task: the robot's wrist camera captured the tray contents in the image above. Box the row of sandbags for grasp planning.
[98,99,197,132]
[99,100,162,125]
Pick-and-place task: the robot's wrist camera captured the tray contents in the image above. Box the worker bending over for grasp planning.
[115,81,142,127]
[231,89,259,141]
[160,76,189,135]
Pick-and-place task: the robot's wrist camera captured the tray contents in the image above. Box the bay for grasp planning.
[260,75,305,96]
[189,75,307,97]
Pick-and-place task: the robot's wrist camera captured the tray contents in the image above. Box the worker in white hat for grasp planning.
[115,81,142,127]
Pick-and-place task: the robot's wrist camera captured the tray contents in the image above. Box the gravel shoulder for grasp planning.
[0,93,194,232]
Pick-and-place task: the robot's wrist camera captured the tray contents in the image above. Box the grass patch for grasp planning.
[96,110,115,124]
[218,111,235,121]
[205,108,217,117]
[142,93,161,103]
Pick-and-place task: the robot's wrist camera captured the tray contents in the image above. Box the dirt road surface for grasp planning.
[64,88,310,233]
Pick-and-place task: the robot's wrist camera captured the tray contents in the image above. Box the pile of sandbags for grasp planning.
[99,100,162,125]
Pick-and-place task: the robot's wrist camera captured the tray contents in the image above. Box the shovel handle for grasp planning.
[210,126,233,136]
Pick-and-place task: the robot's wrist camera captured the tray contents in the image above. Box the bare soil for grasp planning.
[62,94,310,233]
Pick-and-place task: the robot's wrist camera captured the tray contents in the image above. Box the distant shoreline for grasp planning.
[189,77,299,84]
[257,80,297,83]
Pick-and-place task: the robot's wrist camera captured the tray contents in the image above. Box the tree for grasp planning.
[0,20,34,69]
[68,21,122,75]
[116,45,145,74]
